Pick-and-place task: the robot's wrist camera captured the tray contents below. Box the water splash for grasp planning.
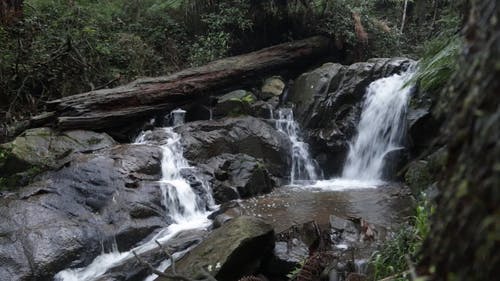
[342,68,415,181]
[275,108,320,185]
[55,109,213,281]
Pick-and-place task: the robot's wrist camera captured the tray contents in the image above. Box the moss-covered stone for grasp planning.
[214,90,257,117]
[161,216,274,281]
[0,127,115,180]
[404,147,447,196]
[261,76,285,99]
[405,160,433,195]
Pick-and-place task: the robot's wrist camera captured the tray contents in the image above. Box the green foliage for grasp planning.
[0,0,463,123]
[286,258,306,280]
[0,0,183,121]
[413,36,461,93]
[370,196,434,280]
[188,0,253,65]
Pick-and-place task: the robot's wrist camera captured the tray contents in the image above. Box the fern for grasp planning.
[413,36,461,93]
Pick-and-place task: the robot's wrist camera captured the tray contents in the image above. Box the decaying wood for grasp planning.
[44,36,333,131]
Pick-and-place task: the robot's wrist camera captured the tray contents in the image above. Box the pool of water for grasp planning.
[240,183,413,232]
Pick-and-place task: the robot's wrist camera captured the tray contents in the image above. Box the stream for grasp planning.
[54,64,415,281]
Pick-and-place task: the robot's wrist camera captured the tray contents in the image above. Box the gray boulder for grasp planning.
[175,116,291,178]
[158,216,274,281]
[0,144,168,281]
[0,128,116,185]
[200,153,276,203]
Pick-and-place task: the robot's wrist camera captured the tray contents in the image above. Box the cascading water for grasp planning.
[55,109,214,281]
[341,68,415,182]
[312,67,415,190]
[275,108,320,185]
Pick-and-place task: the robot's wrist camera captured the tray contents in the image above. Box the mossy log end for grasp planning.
[44,36,333,131]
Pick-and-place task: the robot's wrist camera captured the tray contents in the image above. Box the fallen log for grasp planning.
[45,36,333,131]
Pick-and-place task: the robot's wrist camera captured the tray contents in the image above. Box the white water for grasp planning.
[275,108,320,185]
[55,109,213,281]
[312,68,415,190]
[342,69,414,181]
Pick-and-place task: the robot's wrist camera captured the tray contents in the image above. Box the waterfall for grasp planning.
[275,108,320,185]
[342,68,415,182]
[55,109,213,281]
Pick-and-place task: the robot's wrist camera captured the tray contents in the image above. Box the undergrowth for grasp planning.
[370,195,434,281]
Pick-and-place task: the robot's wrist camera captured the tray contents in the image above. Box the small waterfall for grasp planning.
[275,108,320,185]
[55,109,213,281]
[342,68,415,181]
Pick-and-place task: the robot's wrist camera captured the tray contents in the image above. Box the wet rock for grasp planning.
[264,221,323,278]
[381,148,409,181]
[404,146,447,195]
[201,153,276,203]
[0,144,167,281]
[208,201,243,228]
[175,116,291,178]
[406,84,441,157]
[291,58,415,177]
[330,215,360,244]
[249,97,279,119]
[159,216,274,281]
[288,63,344,123]
[261,76,285,100]
[0,127,115,178]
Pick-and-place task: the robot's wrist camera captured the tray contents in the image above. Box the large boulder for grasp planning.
[289,58,415,177]
[0,128,116,185]
[0,144,170,281]
[200,153,276,203]
[175,116,291,178]
[159,216,274,281]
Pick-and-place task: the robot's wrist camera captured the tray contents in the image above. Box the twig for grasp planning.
[132,241,218,281]
[155,240,176,273]
[132,250,193,281]
[377,270,411,281]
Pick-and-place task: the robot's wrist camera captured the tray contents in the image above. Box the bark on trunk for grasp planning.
[45,36,333,131]
[0,0,23,25]
[421,0,500,280]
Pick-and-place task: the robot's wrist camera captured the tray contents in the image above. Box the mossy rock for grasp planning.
[215,90,257,117]
[261,76,285,99]
[162,216,274,281]
[404,147,448,195]
[0,127,116,177]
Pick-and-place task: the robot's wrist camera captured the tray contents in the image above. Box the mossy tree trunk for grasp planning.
[422,0,500,279]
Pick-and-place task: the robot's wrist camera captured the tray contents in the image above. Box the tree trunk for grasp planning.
[421,0,500,280]
[44,36,333,131]
[400,0,408,33]
[0,0,23,25]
